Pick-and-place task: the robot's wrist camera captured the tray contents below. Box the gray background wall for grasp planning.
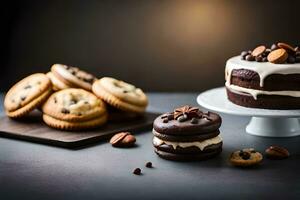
[1,0,299,92]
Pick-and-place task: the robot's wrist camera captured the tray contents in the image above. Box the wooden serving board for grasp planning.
[0,112,159,148]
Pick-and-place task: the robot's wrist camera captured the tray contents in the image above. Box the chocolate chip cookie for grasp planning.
[4,73,52,118]
[230,148,263,167]
[42,88,107,130]
[51,64,97,91]
[92,77,148,114]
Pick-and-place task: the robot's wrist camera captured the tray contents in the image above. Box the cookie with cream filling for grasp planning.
[152,105,222,161]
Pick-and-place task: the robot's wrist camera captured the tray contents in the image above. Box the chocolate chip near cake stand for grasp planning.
[197,87,300,137]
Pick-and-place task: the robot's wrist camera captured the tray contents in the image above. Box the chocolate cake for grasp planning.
[225,42,300,109]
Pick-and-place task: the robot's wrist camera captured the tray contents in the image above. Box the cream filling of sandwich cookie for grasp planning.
[153,135,222,151]
[225,56,300,87]
[225,81,300,100]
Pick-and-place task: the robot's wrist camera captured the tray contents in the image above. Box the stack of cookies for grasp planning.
[152,106,223,161]
[4,64,148,131]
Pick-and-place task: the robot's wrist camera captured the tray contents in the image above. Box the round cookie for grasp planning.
[51,64,97,91]
[4,73,52,118]
[46,72,70,91]
[154,148,222,161]
[42,88,107,130]
[92,77,148,114]
[230,148,263,167]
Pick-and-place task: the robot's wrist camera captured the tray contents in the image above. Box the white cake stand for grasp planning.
[197,87,300,137]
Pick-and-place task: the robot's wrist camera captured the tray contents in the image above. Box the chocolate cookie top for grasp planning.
[153,106,222,135]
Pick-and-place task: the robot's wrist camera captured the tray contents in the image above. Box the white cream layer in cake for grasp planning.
[225,56,300,99]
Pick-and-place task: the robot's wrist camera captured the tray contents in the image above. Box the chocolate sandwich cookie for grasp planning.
[152,106,223,161]
[51,64,97,91]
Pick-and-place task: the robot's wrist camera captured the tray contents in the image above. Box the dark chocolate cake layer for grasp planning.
[226,87,300,109]
[230,69,300,91]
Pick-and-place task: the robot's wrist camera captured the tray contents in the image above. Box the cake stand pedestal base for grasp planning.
[197,87,300,138]
[246,117,300,137]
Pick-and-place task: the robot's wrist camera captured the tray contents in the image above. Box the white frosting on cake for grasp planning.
[225,56,300,99]
[152,135,222,151]
[225,56,300,87]
[226,82,300,100]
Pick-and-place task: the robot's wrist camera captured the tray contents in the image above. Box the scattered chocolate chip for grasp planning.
[177,114,188,122]
[123,90,128,93]
[145,162,153,168]
[84,101,89,104]
[71,71,76,75]
[20,96,26,101]
[245,55,255,61]
[37,81,41,85]
[24,85,32,89]
[265,145,289,159]
[133,168,141,175]
[163,118,168,123]
[190,117,199,124]
[110,132,136,147]
[61,108,70,114]
[54,98,57,103]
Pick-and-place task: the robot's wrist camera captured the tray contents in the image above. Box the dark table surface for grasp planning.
[0,93,299,200]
